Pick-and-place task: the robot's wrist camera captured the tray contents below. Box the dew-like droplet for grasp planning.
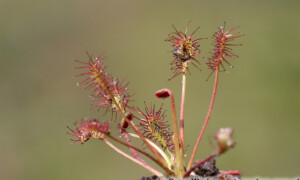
[77,83,80,86]
[89,95,95,101]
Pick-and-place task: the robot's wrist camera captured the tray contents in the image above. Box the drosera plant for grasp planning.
[67,21,243,179]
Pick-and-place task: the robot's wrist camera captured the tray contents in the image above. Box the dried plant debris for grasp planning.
[140,175,159,180]
[193,158,219,177]
[140,174,241,180]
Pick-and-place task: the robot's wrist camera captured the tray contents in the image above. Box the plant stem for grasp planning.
[164,89,185,177]
[123,131,147,165]
[107,133,172,174]
[187,68,219,170]
[180,72,187,151]
[219,170,241,175]
[104,86,170,172]
[104,139,163,177]
[128,121,171,171]
[184,153,218,177]
[128,133,172,169]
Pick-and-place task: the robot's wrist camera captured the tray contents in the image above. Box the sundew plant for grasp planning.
[67,21,243,179]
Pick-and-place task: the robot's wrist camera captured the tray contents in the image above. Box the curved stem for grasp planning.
[169,90,180,159]
[104,139,163,177]
[123,131,147,165]
[107,134,158,167]
[187,68,219,170]
[128,133,172,169]
[164,89,185,177]
[107,133,173,174]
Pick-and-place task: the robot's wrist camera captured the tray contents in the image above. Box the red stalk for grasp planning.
[219,170,241,175]
[123,131,147,165]
[106,134,167,171]
[104,139,163,177]
[187,67,219,169]
[156,88,184,177]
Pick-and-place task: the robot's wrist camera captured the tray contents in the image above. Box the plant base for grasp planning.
[140,174,241,180]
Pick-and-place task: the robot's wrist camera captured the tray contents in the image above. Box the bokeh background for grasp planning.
[1,0,299,179]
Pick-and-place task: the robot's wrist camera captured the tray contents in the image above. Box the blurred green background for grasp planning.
[1,0,299,179]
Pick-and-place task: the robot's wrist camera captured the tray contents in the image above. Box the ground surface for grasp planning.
[140,176,299,180]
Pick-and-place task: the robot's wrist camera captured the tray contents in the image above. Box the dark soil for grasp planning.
[140,158,241,180]
[193,158,219,177]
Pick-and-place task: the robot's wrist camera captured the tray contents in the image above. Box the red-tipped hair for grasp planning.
[206,22,243,73]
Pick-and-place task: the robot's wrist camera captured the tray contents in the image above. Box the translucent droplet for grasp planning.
[230,65,234,68]
[77,83,80,86]
[89,95,96,101]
